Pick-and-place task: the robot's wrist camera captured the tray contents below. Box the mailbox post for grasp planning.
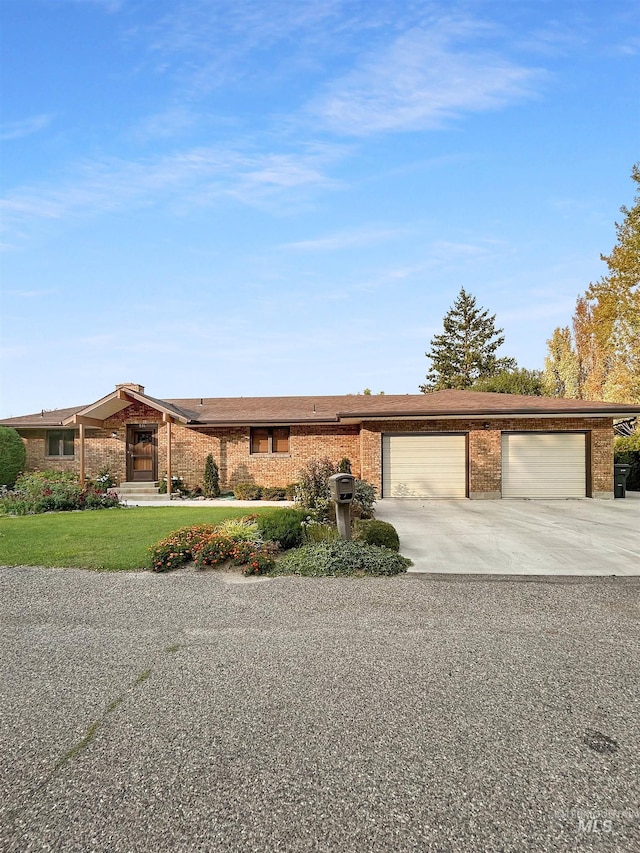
[328,473,355,540]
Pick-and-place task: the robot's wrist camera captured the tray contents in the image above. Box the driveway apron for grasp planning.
[375,494,640,576]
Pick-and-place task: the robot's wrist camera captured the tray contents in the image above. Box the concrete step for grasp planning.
[119,493,168,503]
[117,481,160,493]
[115,482,165,502]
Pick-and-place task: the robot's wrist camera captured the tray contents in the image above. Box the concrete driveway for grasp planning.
[375,493,640,576]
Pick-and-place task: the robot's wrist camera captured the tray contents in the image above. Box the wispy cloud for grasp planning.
[0,114,54,142]
[0,143,346,239]
[309,21,546,135]
[283,225,413,251]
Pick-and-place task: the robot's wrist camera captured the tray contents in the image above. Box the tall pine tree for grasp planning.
[420,288,516,392]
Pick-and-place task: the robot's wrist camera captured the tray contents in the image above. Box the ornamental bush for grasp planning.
[302,519,339,543]
[257,507,308,549]
[0,470,120,516]
[353,519,400,551]
[352,479,376,519]
[0,427,26,488]
[234,482,262,500]
[228,540,277,576]
[215,515,261,542]
[192,532,236,568]
[261,486,286,501]
[293,457,337,521]
[192,531,276,575]
[159,474,187,494]
[149,524,217,572]
[274,540,411,577]
[203,454,220,498]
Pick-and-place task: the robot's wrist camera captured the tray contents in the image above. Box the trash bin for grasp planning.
[614,463,631,498]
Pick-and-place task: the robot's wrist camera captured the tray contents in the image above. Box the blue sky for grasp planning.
[1,0,638,417]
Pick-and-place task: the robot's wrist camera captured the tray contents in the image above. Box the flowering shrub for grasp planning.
[192,532,236,568]
[0,471,121,516]
[149,524,217,572]
[93,468,117,492]
[158,474,187,494]
[150,519,277,575]
[228,540,277,575]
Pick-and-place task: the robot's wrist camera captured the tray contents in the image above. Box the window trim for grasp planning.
[250,426,290,455]
[46,429,75,458]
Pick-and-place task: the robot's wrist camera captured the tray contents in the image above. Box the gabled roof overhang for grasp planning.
[63,387,189,426]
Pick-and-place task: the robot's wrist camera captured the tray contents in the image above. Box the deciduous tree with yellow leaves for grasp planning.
[544,164,640,403]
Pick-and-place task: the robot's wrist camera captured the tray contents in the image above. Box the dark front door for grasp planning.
[127,426,157,482]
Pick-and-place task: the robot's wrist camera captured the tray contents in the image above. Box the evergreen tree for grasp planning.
[0,426,26,488]
[203,453,220,498]
[420,288,516,392]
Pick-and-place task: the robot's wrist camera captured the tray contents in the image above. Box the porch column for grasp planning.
[79,423,86,487]
[166,417,172,497]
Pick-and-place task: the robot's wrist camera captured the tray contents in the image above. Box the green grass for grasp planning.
[0,506,275,571]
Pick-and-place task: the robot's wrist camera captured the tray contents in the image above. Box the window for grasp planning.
[250,427,290,454]
[47,430,75,457]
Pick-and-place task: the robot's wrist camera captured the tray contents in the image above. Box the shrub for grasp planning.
[274,540,412,577]
[216,515,261,542]
[615,433,640,491]
[338,457,352,473]
[192,531,276,575]
[352,479,376,519]
[93,468,117,492]
[302,519,339,543]
[228,540,277,576]
[261,486,286,501]
[149,524,217,572]
[257,508,308,550]
[234,483,262,500]
[0,470,121,515]
[204,454,220,498]
[353,519,400,551]
[293,457,337,521]
[284,483,298,500]
[193,532,236,568]
[0,427,26,488]
[159,474,187,494]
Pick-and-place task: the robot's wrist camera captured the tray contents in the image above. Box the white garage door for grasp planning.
[382,434,467,498]
[502,433,586,498]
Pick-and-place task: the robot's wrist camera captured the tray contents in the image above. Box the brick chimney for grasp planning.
[116,383,145,394]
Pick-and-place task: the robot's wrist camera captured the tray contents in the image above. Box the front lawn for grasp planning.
[0,506,276,571]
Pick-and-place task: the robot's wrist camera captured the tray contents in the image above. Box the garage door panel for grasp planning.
[502,433,586,498]
[383,435,467,498]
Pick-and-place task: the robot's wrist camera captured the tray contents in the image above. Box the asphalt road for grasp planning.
[1,567,639,852]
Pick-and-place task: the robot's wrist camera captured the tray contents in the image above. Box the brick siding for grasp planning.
[16,404,614,498]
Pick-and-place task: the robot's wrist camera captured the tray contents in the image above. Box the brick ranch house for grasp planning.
[2,383,638,499]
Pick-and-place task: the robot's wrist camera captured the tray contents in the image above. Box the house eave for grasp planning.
[338,410,632,424]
